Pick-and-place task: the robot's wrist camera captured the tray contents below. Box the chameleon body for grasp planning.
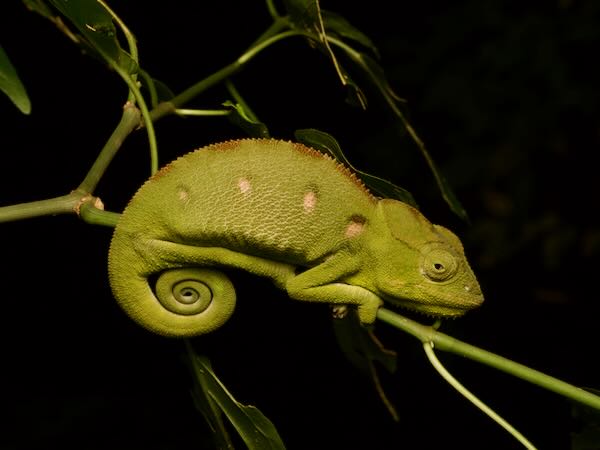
[108,139,483,337]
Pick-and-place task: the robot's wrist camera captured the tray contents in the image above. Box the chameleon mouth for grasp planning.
[401,301,469,317]
[384,292,483,318]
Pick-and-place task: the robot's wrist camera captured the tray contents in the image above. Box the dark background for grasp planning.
[1,1,599,449]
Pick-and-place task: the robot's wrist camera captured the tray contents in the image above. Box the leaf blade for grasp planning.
[224,101,270,138]
[48,0,137,74]
[187,346,286,450]
[295,128,418,207]
[0,45,31,114]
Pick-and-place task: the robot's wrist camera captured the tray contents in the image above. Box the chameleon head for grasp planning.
[371,199,483,317]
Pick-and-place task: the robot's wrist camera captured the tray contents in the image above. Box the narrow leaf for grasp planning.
[224,101,270,138]
[138,70,175,108]
[282,0,370,107]
[22,0,54,19]
[332,45,468,221]
[187,346,286,450]
[295,128,418,207]
[0,45,31,114]
[190,371,234,449]
[321,10,379,58]
[282,0,323,40]
[48,0,137,74]
[333,311,397,375]
[571,388,600,450]
[332,311,399,421]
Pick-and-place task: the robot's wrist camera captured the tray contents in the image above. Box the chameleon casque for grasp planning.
[108,139,483,337]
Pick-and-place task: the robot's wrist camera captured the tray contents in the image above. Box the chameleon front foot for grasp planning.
[355,296,384,324]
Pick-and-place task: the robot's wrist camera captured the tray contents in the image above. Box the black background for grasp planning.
[1,1,599,449]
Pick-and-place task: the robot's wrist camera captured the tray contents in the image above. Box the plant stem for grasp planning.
[424,343,537,449]
[78,102,141,193]
[376,308,600,411]
[0,193,80,223]
[97,0,139,104]
[79,201,120,227]
[150,61,241,122]
[150,30,303,123]
[225,80,260,122]
[175,109,230,117]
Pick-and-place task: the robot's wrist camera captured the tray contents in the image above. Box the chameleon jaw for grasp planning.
[382,294,483,318]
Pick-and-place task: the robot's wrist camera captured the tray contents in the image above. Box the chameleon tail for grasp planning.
[108,236,236,337]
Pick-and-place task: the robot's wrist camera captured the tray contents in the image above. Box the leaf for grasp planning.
[137,70,175,108]
[333,311,397,374]
[224,101,270,138]
[332,310,399,421]
[282,1,466,218]
[187,344,286,450]
[22,0,54,19]
[321,10,379,58]
[48,0,137,74]
[282,0,368,108]
[355,55,469,221]
[295,128,418,207]
[0,45,31,114]
[282,0,325,41]
[330,45,469,221]
[571,388,600,450]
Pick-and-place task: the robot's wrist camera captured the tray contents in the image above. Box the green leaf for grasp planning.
[332,311,399,421]
[329,43,468,221]
[0,45,31,114]
[282,0,323,39]
[48,0,137,74]
[571,388,600,450]
[295,128,418,207]
[22,0,54,19]
[321,10,379,58]
[137,70,175,108]
[187,344,286,450]
[333,311,397,375]
[224,100,270,138]
[283,0,368,108]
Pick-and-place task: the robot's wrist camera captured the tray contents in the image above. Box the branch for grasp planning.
[376,308,600,411]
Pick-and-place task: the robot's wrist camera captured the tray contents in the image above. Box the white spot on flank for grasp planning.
[464,285,471,292]
[345,220,365,238]
[238,178,252,194]
[177,187,190,203]
[303,191,317,213]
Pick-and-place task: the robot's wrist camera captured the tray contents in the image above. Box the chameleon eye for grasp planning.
[420,245,458,282]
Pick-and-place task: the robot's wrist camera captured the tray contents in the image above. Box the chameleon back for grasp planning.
[115,139,378,265]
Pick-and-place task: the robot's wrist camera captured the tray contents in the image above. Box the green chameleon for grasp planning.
[108,139,483,337]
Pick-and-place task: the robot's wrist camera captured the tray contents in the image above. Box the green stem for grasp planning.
[1,26,304,224]
[175,109,230,117]
[237,30,301,65]
[424,343,537,449]
[97,0,139,104]
[79,201,120,227]
[246,15,288,50]
[225,80,260,123]
[265,0,282,20]
[377,308,600,411]
[0,193,80,223]
[150,61,241,122]
[77,102,141,193]
[150,30,303,123]
[113,65,158,174]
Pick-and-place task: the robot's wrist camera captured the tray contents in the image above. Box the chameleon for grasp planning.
[108,139,483,337]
